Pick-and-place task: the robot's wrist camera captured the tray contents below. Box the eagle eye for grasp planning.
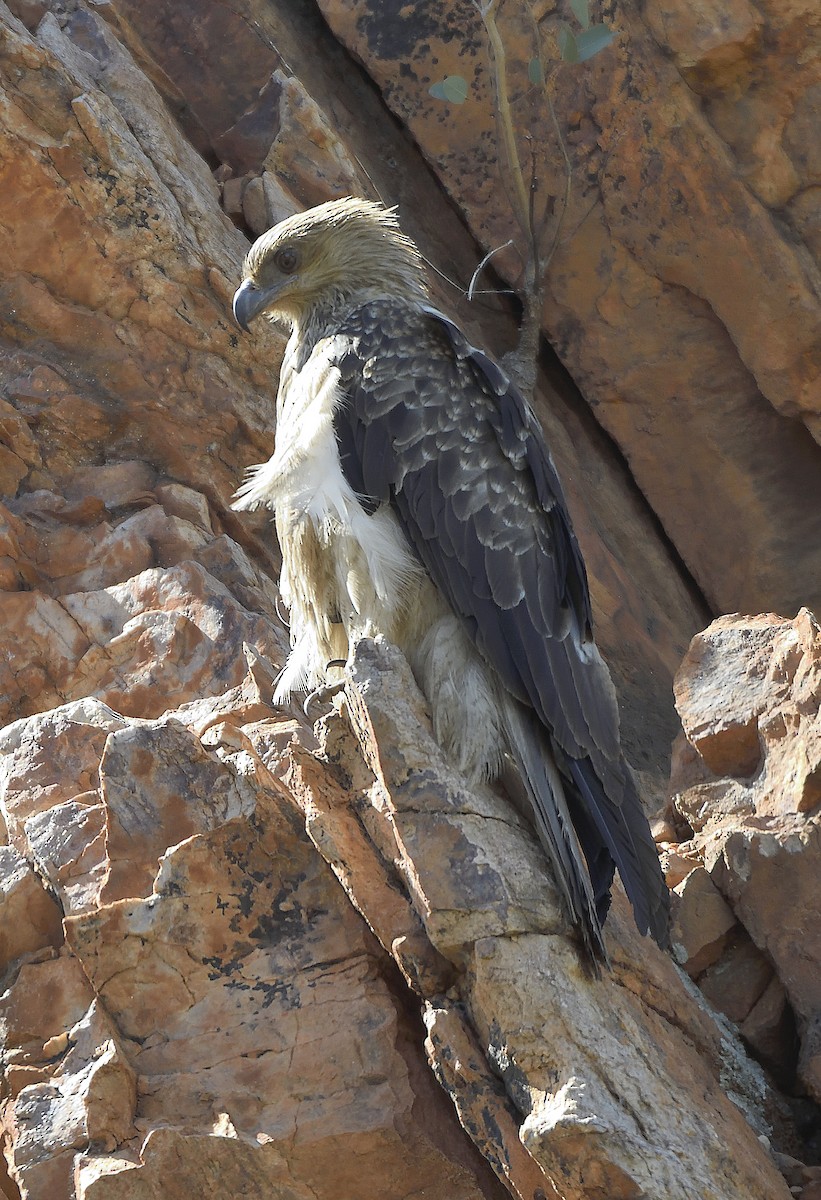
[275,246,299,275]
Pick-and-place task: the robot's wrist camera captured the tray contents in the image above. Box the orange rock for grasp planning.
[698,932,775,1024]
[317,0,821,623]
[98,718,257,904]
[343,639,791,1200]
[673,610,821,1099]
[153,483,213,532]
[659,846,698,888]
[643,0,763,75]
[221,175,245,216]
[62,461,157,510]
[0,0,812,1193]
[671,865,737,977]
[739,975,796,1082]
[674,614,783,778]
[0,682,507,1199]
[62,770,502,1200]
[0,846,64,968]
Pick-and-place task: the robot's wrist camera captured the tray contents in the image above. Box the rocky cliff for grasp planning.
[0,1,819,1198]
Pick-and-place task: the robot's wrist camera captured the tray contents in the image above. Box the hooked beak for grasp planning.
[233,278,279,332]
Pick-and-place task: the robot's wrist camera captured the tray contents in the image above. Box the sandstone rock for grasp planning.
[673,611,821,1100]
[468,931,786,1200]
[0,591,92,723]
[221,175,245,217]
[674,615,776,778]
[0,0,285,517]
[152,482,213,531]
[698,932,776,1024]
[643,0,764,75]
[260,171,301,225]
[62,461,157,510]
[341,641,566,959]
[0,693,509,1200]
[0,502,36,591]
[0,554,286,723]
[651,815,678,843]
[1,608,790,1198]
[671,865,738,977]
[317,0,821,622]
[332,639,790,1200]
[0,845,64,968]
[0,0,813,1194]
[24,792,108,917]
[261,69,364,207]
[708,825,821,1029]
[659,845,699,888]
[740,975,797,1083]
[282,735,456,999]
[0,700,125,848]
[98,719,257,903]
[240,175,268,235]
[424,1000,549,1200]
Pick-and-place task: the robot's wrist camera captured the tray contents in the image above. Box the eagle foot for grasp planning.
[303,661,348,716]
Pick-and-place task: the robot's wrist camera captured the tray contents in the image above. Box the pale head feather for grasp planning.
[242,197,429,323]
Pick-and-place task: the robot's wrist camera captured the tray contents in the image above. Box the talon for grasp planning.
[303,663,348,716]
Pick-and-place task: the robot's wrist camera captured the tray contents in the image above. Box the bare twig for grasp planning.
[467,240,515,301]
[472,0,546,397]
[474,0,535,259]
[538,85,572,275]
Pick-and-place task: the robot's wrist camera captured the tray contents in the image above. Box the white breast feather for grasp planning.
[232,338,422,698]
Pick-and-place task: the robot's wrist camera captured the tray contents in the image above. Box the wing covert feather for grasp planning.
[328,298,669,949]
[331,300,616,761]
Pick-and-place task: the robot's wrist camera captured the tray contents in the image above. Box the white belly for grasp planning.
[232,341,423,694]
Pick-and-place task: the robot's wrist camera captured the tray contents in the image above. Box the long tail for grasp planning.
[565,752,671,949]
[501,696,609,969]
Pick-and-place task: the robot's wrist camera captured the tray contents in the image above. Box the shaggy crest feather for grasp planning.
[241,197,428,325]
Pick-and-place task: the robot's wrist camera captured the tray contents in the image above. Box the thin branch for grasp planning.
[474,0,535,261]
[467,240,515,301]
[419,253,474,294]
[527,139,541,288]
[538,86,572,274]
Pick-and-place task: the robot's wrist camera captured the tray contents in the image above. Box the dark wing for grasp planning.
[328,300,669,947]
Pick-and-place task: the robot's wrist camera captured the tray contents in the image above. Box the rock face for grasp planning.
[670,611,821,1105]
[317,0,821,620]
[0,0,817,1197]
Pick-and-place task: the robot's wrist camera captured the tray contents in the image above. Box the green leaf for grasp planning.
[558,24,579,62]
[528,56,545,85]
[570,0,590,29]
[429,75,469,104]
[574,23,615,60]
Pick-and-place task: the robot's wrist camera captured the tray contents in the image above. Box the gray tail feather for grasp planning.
[501,696,608,969]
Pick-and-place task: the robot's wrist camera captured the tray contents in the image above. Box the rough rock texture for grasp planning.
[317,0,821,620]
[670,612,821,1111]
[0,646,793,1200]
[0,0,817,1197]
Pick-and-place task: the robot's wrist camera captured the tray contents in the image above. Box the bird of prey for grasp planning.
[232,196,670,965]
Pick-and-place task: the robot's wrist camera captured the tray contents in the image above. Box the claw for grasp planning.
[303,660,349,717]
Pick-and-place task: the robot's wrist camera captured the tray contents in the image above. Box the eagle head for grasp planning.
[233,196,428,331]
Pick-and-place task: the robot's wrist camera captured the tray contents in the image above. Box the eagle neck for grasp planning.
[295,295,348,344]
[292,286,423,368]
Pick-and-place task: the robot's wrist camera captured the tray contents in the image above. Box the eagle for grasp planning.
[231,196,670,965]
